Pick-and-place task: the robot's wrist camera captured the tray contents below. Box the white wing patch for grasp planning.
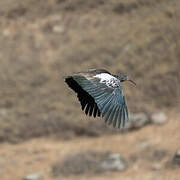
[94,73,120,88]
[94,73,114,82]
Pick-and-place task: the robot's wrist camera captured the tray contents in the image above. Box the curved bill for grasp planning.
[127,76,136,86]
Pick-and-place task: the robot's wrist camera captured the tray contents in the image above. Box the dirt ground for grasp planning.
[0,0,180,179]
[0,111,179,180]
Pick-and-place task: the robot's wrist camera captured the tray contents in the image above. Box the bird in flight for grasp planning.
[65,69,136,128]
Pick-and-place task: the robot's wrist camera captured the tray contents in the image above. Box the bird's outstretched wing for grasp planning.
[65,76,101,118]
[65,73,128,128]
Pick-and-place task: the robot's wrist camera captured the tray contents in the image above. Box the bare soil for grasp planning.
[0,112,180,180]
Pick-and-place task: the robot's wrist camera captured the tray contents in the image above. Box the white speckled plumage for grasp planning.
[94,73,120,88]
[94,73,115,81]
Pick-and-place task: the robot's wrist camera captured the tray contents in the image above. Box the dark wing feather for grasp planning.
[89,103,94,116]
[85,103,90,115]
[118,106,123,128]
[109,104,118,125]
[113,106,120,128]
[65,76,101,118]
[93,104,98,118]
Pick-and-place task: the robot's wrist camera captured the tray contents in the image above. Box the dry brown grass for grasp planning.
[0,0,179,143]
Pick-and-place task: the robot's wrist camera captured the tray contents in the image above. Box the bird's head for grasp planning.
[115,74,136,85]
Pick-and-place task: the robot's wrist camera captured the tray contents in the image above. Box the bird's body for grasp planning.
[65,69,135,128]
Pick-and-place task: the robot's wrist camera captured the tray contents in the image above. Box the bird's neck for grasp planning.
[112,74,124,82]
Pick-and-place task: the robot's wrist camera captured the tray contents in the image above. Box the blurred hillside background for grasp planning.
[0,0,180,179]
